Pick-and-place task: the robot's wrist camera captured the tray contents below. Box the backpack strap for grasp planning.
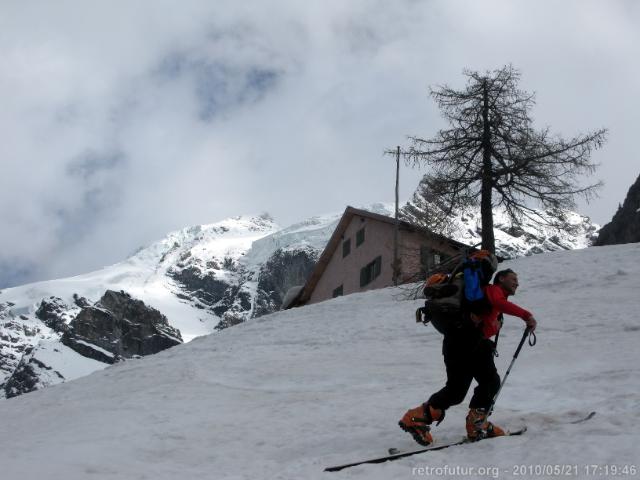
[493,313,504,357]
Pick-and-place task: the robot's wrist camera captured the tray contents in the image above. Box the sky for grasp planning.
[1,0,638,288]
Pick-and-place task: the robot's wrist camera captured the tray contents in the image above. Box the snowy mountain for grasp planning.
[0,243,638,479]
[0,202,598,398]
[401,178,599,258]
[0,214,281,397]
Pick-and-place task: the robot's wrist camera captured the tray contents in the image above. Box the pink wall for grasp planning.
[398,230,462,283]
[309,215,395,304]
[308,215,465,305]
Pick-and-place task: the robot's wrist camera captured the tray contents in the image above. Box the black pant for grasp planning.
[427,329,500,411]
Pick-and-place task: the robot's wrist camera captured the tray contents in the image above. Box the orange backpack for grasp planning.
[416,250,498,334]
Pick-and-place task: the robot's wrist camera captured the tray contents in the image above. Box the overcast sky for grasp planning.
[1,0,638,288]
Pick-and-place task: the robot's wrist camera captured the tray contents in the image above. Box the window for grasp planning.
[332,285,343,298]
[356,227,365,247]
[438,252,450,265]
[360,256,382,287]
[342,238,351,257]
[420,246,449,275]
[420,246,433,276]
[420,246,431,270]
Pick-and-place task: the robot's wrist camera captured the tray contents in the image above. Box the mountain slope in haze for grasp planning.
[0,243,637,479]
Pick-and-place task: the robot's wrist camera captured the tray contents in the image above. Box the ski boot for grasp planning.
[398,403,444,446]
[466,408,506,441]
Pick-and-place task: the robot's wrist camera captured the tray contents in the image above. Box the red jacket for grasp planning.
[476,284,532,339]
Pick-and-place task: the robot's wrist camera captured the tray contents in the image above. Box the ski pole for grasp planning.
[488,327,536,416]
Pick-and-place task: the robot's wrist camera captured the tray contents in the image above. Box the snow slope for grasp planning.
[0,243,638,479]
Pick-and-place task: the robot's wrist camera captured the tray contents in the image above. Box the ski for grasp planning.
[385,426,527,459]
[569,411,596,424]
[324,427,526,472]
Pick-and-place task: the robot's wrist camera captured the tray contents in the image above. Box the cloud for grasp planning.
[0,0,638,287]
[155,52,281,121]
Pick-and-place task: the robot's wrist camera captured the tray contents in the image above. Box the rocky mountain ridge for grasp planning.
[2,290,182,397]
[595,172,640,245]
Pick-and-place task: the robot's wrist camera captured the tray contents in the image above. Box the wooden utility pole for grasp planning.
[393,146,400,286]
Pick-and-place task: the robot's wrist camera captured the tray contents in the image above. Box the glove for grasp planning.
[525,316,537,332]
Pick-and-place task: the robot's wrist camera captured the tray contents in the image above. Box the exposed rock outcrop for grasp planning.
[62,290,183,363]
[253,248,318,317]
[169,266,230,308]
[169,263,253,329]
[3,350,64,399]
[73,294,92,308]
[595,173,640,245]
[35,296,73,333]
[0,303,42,393]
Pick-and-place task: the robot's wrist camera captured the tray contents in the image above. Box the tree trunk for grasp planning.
[480,80,496,253]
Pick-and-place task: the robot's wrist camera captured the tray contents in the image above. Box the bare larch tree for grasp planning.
[403,65,607,253]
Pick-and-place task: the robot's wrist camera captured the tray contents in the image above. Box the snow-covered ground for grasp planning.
[1,244,638,479]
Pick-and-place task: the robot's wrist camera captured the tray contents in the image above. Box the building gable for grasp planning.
[289,206,473,307]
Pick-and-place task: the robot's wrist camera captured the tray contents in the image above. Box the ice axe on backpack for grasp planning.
[487,326,537,417]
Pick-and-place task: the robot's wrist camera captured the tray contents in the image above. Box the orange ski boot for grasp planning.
[466,408,506,441]
[399,404,444,446]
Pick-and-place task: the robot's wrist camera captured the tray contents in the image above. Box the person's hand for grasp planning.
[525,316,537,332]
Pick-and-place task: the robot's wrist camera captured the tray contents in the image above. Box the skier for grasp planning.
[399,268,537,445]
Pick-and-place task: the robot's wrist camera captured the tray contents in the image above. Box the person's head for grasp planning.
[494,269,519,295]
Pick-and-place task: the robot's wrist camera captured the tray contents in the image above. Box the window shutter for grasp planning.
[360,266,367,287]
[343,238,351,258]
[374,256,382,278]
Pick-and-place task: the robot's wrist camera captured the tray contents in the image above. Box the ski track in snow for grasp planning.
[0,244,639,479]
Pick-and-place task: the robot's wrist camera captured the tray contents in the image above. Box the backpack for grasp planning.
[415,250,498,334]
